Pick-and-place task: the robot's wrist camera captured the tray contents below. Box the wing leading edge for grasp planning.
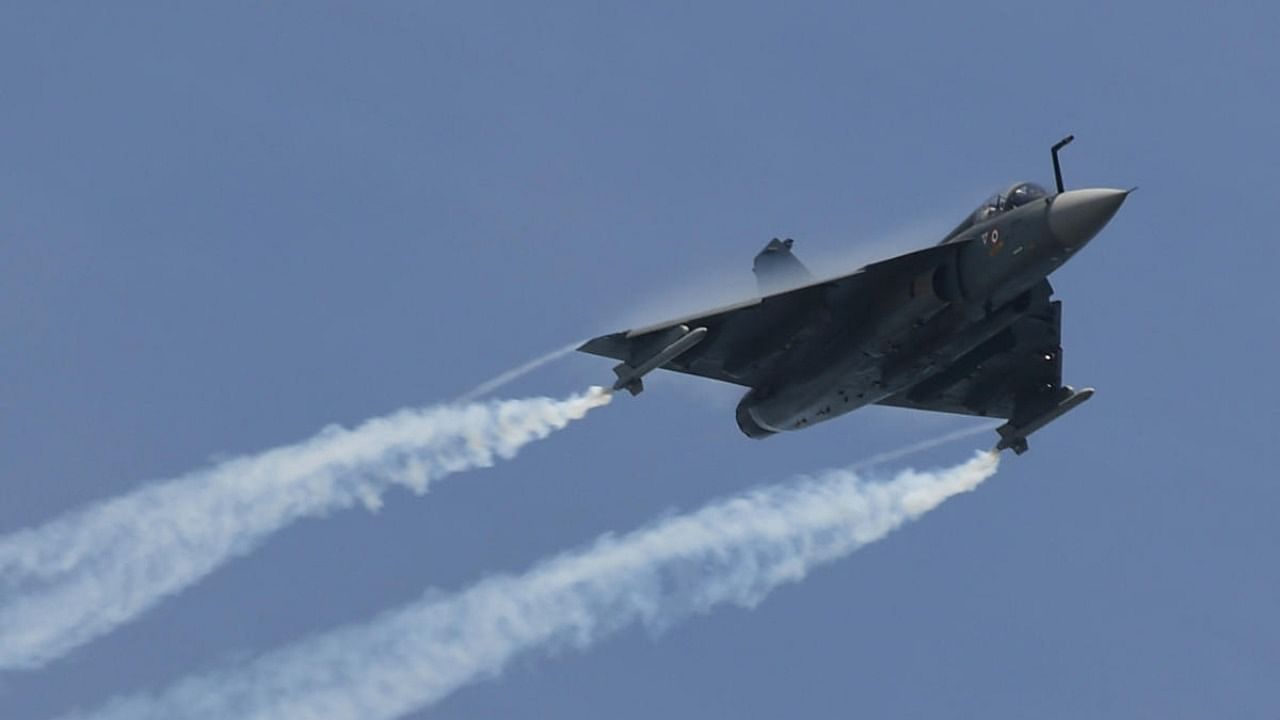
[579,240,971,389]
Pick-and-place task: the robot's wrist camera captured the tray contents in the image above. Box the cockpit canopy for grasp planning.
[1006,181,1049,207]
[976,181,1050,219]
[941,182,1050,243]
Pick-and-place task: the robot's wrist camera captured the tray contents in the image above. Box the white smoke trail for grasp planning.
[454,341,584,403]
[847,420,1002,472]
[63,449,999,720]
[0,388,612,671]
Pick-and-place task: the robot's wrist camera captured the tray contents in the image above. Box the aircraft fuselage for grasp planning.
[579,139,1130,454]
[736,188,1126,436]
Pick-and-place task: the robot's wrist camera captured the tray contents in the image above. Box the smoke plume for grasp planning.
[63,448,998,720]
[0,389,611,671]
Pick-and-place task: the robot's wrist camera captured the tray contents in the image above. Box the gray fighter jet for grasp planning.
[579,137,1129,454]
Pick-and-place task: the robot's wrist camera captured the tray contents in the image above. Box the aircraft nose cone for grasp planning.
[1048,188,1129,248]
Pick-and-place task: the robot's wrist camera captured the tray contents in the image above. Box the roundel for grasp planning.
[986,227,1004,256]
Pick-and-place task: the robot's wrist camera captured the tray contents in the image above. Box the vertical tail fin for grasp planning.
[753,238,813,295]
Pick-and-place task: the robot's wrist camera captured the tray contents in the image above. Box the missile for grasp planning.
[611,326,709,396]
[995,386,1094,455]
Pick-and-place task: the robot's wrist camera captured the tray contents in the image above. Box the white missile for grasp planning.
[995,386,1094,455]
[611,326,709,396]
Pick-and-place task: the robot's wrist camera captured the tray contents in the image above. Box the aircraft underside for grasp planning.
[739,290,1019,435]
[579,137,1127,454]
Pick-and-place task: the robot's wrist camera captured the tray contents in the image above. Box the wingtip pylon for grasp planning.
[993,386,1095,455]
[609,326,708,397]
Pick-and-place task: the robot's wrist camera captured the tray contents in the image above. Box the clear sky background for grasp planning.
[3,2,1278,718]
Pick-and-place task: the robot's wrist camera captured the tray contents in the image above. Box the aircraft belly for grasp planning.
[743,337,919,433]
[736,245,989,435]
[743,297,976,433]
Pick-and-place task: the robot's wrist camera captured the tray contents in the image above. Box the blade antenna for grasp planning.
[1051,134,1075,193]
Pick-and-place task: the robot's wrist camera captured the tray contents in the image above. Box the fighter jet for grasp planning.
[579,136,1129,454]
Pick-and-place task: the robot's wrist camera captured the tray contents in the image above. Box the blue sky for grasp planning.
[2,2,1277,717]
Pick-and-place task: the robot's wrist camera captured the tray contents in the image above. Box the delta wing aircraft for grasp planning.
[580,136,1129,454]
